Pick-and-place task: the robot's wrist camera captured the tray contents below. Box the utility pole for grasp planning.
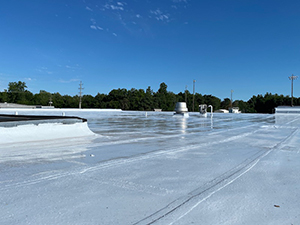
[49,96,53,107]
[79,81,84,109]
[289,74,298,106]
[193,80,196,112]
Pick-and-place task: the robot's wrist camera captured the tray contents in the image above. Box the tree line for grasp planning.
[0,81,298,113]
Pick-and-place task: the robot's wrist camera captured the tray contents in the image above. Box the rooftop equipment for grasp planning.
[199,104,213,117]
[199,104,208,117]
[174,102,189,117]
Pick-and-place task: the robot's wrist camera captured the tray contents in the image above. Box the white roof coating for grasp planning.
[275,106,300,114]
[0,110,300,224]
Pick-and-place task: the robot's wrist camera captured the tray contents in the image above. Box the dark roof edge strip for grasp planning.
[0,114,87,123]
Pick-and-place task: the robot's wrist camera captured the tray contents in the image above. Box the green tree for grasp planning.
[247,95,257,113]
[61,95,77,108]
[0,90,8,102]
[33,90,51,106]
[107,88,128,109]
[154,82,169,110]
[127,88,146,110]
[7,81,29,103]
[220,98,231,109]
[203,95,221,110]
[8,81,27,93]
[234,100,251,113]
[144,86,154,111]
[94,93,107,108]
[254,94,265,113]
[82,94,96,108]
[52,93,64,108]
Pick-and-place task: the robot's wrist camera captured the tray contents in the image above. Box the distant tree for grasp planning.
[247,95,257,113]
[234,100,251,113]
[33,90,51,106]
[157,82,168,95]
[184,90,193,111]
[107,88,128,109]
[22,90,34,105]
[94,93,107,108]
[194,93,205,105]
[144,86,154,111]
[0,90,8,102]
[62,95,78,108]
[167,91,177,111]
[128,88,140,110]
[220,98,231,109]
[7,81,29,103]
[154,83,178,111]
[4,80,297,113]
[203,95,221,110]
[52,93,64,108]
[190,93,205,112]
[294,96,300,106]
[154,82,168,110]
[8,81,27,93]
[246,93,290,113]
[82,94,96,108]
[255,95,265,113]
[264,93,277,113]
[176,91,185,103]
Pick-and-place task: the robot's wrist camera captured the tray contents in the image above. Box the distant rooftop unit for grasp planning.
[0,102,36,109]
[0,102,54,109]
[215,109,229,113]
[275,106,300,114]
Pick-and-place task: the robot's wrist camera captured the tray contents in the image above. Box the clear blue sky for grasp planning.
[1,0,300,101]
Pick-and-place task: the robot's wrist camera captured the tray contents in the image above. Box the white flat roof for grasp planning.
[275,106,300,113]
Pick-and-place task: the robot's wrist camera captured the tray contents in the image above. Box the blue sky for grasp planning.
[1,0,300,101]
